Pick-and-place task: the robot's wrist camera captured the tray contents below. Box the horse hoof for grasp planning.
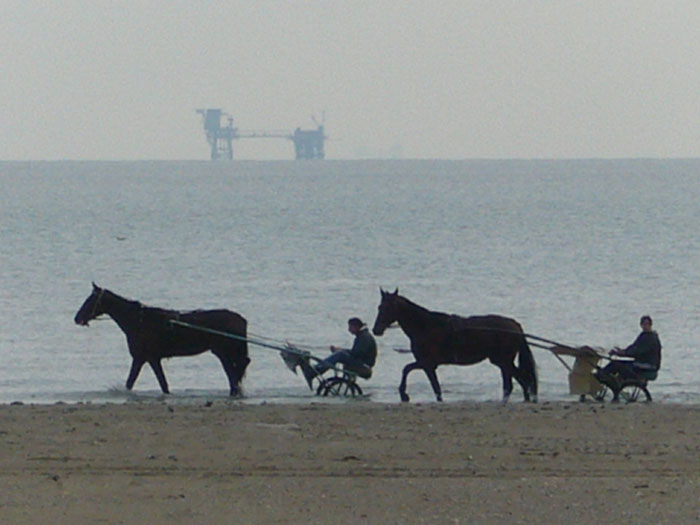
[400,394,410,402]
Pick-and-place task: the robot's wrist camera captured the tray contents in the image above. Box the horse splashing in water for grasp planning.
[74,283,249,396]
[372,289,537,403]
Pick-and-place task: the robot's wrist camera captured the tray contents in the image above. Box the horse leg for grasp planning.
[213,351,241,397]
[423,366,443,402]
[237,355,251,380]
[498,364,514,404]
[148,359,170,394]
[126,357,145,390]
[511,366,533,402]
[399,362,422,402]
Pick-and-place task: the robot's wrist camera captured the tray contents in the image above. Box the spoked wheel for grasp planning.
[615,381,652,403]
[592,370,619,401]
[592,386,609,402]
[317,377,363,397]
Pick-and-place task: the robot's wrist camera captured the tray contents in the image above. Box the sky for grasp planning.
[1,1,699,160]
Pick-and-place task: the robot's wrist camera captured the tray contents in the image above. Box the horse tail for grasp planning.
[518,338,538,399]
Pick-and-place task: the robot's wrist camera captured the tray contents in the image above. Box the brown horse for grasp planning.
[372,289,537,403]
[74,283,249,396]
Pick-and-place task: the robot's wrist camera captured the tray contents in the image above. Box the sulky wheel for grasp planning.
[317,377,363,397]
[615,381,652,403]
[592,385,609,402]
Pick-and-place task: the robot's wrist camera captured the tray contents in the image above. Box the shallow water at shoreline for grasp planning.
[1,159,699,405]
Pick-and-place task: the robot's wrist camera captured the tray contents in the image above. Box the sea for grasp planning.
[1,159,699,405]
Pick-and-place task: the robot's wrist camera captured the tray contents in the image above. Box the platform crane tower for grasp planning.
[196,108,236,160]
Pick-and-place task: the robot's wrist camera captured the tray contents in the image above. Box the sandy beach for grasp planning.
[0,401,698,524]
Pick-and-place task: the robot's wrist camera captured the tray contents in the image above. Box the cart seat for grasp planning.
[344,363,372,380]
[635,368,658,382]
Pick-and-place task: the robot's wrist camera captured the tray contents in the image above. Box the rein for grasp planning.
[169,319,324,364]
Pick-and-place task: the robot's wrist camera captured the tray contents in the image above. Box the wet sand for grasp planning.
[0,401,698,524]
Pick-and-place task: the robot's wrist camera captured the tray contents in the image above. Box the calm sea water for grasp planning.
[1,159,699,404]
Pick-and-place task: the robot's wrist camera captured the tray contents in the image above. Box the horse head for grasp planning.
[74,283,106,326]
[372,287,400,336]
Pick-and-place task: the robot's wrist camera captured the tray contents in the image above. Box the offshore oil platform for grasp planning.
[196,108,326,160]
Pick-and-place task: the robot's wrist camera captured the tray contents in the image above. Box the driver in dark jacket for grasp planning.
[600,315,661,380]
[301,317,377,387]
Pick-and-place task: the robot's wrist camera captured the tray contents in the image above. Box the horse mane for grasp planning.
[102,288,174,317]
[102,288,209,320]
[395,294,455,329]
[399,294,451,322]
[102,288,141,309]
[397,294,431,314]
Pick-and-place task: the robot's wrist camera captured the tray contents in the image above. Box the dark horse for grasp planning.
[372,289,537,403]
[74,283,249,396]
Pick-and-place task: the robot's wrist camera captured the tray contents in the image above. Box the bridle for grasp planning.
[375,304,397,333]
[88,288,106,321]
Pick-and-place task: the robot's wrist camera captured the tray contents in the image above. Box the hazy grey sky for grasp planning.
[2,1,699,160]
